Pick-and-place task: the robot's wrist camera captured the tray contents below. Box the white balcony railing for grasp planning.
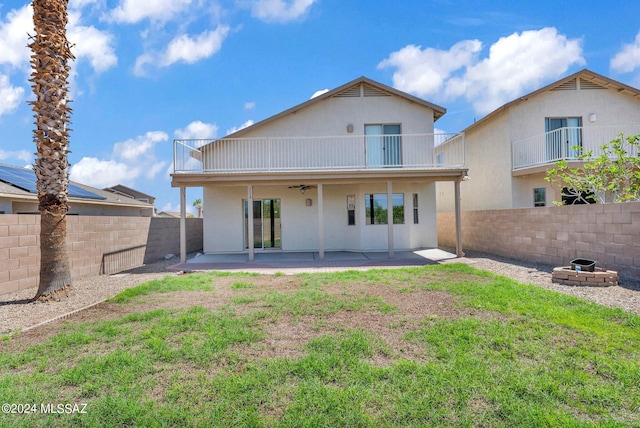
[173,133,465,174]
[512,125,640,170]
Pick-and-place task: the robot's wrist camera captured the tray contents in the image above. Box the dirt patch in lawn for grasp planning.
[3,271,501,363]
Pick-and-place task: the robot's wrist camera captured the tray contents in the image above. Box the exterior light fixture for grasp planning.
[347,124,354,133]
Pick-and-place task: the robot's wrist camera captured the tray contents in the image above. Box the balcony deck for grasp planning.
[173,133,465,180]
[512,125,640,173]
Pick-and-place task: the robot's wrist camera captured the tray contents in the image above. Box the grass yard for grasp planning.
[1,264,639,427]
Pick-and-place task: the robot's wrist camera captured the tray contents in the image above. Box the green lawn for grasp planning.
[1,264,639,427]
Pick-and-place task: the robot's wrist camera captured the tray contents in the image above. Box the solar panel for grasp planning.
[68,184,107,200]
[0,165,38,193]
[0,164,106,200]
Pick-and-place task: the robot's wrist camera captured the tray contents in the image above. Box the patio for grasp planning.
[167,248,458,274]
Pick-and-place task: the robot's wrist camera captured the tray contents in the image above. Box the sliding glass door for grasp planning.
[545,117,582,161]
[244,199,281,249]
[365,124,402,167]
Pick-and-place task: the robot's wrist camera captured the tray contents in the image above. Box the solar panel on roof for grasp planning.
[0,165,38,193]
[68,184,107,200]
[0,165,106,200]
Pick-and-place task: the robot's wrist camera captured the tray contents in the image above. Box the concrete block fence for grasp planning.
[0,215,203,296]
[438,202,640,281]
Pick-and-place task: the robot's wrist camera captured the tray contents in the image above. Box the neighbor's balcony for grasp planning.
[512,125,640,171]
[173,133,465,174]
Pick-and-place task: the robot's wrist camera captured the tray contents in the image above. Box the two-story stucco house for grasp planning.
[172,77,467,262]
[436,69,640,212]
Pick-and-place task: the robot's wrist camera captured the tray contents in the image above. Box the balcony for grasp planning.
[173,133,465,174]
[512,125,640,172]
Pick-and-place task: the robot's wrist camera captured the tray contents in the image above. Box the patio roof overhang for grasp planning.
[170,167,469,188]
[172,167,469,265]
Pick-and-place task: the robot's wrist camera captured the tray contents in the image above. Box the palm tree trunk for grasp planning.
[30,0,75,301]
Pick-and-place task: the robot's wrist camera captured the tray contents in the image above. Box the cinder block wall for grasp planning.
[143,218,203,262]
[438,202,640,281]
[1,215,203,295]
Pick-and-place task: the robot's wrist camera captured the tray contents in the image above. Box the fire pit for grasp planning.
[552,259,618,287]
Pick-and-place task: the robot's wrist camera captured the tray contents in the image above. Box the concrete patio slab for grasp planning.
[167,249,458,274]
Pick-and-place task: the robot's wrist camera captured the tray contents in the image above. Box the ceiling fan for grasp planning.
[287,184,316,194]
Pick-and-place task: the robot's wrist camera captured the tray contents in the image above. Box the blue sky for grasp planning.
[1,0,640,214]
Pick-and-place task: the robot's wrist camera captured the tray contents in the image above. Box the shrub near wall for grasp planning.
[437,202,640,281]
[0,215,203,295]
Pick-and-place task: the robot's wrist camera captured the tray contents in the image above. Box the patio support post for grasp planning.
[179,186,186,263]
[454,176,464,257]
[317,183,324,260]
[248,185,254,262]
[387,181,394,258]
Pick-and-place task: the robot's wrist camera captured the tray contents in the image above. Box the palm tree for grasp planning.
[30,0,75,301]
[193,198,203,218]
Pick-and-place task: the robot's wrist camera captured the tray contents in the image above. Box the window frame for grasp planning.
[533,187,546,207]
[365,193,405,225]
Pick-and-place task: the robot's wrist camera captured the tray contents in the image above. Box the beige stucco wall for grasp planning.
[201,94,438,170]
[436,108,512,212]
[438,83,640,212]
[203,182,437,254]
[238,94,436,138]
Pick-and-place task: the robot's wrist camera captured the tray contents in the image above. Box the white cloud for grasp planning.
[226,120,254,135]
[161,27,230,66]
[378,40,482,98]
[244,101,256,110]
[135,26,230,75]
[107,0,193,24]
[175,121,219,139]
[0,74,24,116]
[70,131,169,187]
[0,4,33,68]
[611,32,640,73]
[461,28,584,114]
[0,147,31,163]
[250,0,317,23]
[0,5,116,76]
[69,0,101,9]
[113,131,168,161]
[310,88,329,99]
[70,157,139,188]
[68,12,118,73]
[379,27,585,115]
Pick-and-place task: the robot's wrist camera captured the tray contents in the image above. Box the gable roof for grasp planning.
[224,76,447,139]
[463,69,640,134]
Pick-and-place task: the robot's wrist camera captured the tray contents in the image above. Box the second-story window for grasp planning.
[365,124,402,167]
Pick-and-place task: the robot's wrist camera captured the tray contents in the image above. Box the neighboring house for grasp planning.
[172,76,468,261]
[103,184,157,216]
[437,69,640,212]
[0,163,155,216]
[157,211,194,218]
[103,184,156,205]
